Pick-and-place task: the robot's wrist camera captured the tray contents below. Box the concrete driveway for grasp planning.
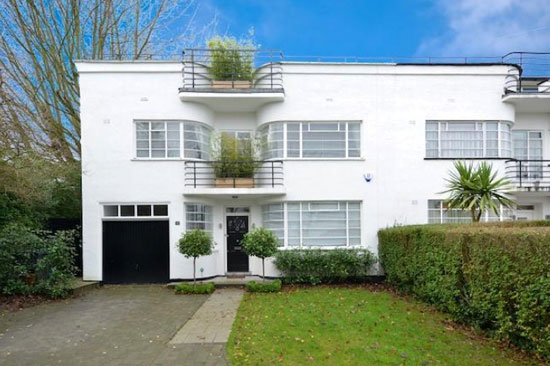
[0,285,227,366]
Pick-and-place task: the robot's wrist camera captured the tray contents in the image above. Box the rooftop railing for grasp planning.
[503,52,550,94]
[181,48,283,92]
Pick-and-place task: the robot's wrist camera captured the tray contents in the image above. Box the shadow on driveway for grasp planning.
[0,285,227,366]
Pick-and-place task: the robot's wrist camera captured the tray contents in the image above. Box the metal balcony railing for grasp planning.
[184,160,284,188]
[181,48,283,92]
[503,52,550,94]
[505,159,550,190]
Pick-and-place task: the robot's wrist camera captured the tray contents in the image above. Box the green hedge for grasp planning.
[274,249,376,285]
[378,222,550,359]
[0,224,77,298]
[246,280,281,293]
[174,282,215,294]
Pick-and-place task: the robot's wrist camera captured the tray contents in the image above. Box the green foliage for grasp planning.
[274,249,376,285]
[207,36,255,81]
[242,227,278,259]
[178,229,213,259]
[246,279,281,293]
[441,161,515,222]
[174,282,215,294]
[0,224,77,298]
[210,133,258,179]
[0,192,42,228]
[378,222,550,359]
[228,287,536,366]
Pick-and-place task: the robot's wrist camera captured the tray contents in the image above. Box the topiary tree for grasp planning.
[241,227,278,280]
[178,229,213,283]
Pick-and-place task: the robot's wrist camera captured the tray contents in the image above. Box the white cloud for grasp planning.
[417,0,550,56]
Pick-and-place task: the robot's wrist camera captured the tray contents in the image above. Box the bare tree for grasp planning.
[0,0,216,162]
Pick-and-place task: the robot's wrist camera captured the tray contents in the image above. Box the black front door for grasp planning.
[103,220,169,284]
[226,216,249,272]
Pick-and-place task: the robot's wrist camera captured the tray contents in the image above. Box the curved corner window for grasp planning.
[258,121,361,159]
[426,121,512,158]
[135,120,212,159]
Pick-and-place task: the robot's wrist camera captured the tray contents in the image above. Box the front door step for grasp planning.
[226,272,250,279]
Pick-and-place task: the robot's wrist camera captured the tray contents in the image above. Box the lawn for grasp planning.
[227,286,539,366]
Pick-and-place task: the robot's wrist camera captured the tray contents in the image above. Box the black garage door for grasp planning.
[103,220,169,284]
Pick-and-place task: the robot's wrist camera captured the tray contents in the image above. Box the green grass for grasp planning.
[227,287,538,366]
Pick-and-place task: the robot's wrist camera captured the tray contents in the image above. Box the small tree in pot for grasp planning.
[210,133,258,187]
[206,36,255,88]
[241,227,278,280]
[178,229,213,283]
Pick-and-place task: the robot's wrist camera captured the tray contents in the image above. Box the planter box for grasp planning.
[211,80,252,89]
[215,178,254,188]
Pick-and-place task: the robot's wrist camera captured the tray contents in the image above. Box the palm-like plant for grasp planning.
[441,161,516,222]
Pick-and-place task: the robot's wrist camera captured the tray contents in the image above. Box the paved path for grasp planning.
[170,288,243,344]
[0,285,228,366]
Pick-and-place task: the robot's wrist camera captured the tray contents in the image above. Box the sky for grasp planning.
[198,0,550,59]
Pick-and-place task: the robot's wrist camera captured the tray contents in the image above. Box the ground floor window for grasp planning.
[102,203,168,218]
[185,203,213,235]
[428,200,513,224]
[262,201,361,247]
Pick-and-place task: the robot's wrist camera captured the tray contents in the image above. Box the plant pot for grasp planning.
[211,80,252,89]
[215,178,254,188]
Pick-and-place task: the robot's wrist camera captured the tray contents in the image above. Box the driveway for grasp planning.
[0,285,227,366]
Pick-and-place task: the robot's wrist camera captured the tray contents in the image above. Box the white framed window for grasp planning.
[102,204,168,218]
[262,204,284,246]
[185,203,213,235]
[135,120,211,159]
[428,200,512,223]
[513,130,543,179]
[258,121,361,159]
[426,121,512,158]
[262,201,361,247]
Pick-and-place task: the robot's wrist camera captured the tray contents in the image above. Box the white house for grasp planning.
[76,50,550,283]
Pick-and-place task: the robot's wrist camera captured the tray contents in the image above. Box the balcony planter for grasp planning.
[211,80,252,89]
[214,177,254,188]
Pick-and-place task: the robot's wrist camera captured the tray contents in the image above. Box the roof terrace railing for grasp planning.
[181,48,284,92]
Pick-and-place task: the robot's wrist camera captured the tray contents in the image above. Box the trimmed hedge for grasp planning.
[378,222,550,359]
[174,282,215,294]
[274,249,376,285]
[246,280,281,293]
[0,224,77,298]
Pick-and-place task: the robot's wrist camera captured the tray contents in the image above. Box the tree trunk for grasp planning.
[471,208,480,222]
[193,257,196,284]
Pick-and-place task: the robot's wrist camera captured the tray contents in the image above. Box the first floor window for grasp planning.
[426,121,512,158]
[262,201,361,247]
[136,120,212,159]
[185,203,213,235]
[258,121,361,159]
[428,200,512,223]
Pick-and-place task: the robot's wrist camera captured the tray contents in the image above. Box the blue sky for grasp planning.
[199,0,550,58]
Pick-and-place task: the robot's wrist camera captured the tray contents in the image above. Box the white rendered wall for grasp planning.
[78,61,526,281]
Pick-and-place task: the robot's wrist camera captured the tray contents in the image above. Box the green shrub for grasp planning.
[241,227,278,279]
[246,280,281,293]
[378,223,550,359]
[207,36,255,81]
[178,229,213,283]
[274,249,376,285]
[0,224,77,298]
[174,282,215,294]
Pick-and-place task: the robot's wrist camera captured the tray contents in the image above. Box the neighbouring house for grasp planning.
[76,50,550,283]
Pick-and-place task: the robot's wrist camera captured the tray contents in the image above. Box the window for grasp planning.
[258,122,361,159]
[262,204,284,246]
[263,201,361,247]
[102,204,168,218]
[513,131,543,179]
[426,121,512,158]
[135,121,211,159]
[185,203,213,235]
[428,200,512,224]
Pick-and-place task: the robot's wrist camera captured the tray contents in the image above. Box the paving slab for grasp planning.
[170,288,244,345]
[0,285,228,366]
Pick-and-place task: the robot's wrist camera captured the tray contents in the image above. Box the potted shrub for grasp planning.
[206,36,255,89]
[178,229,213,284]
[211,133,257,188]
[241,227,279,280]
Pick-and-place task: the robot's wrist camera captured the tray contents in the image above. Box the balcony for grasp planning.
[505,159,550,192]
[183,160,285,198]
[502,52,550,112]
[178,48,284,112]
